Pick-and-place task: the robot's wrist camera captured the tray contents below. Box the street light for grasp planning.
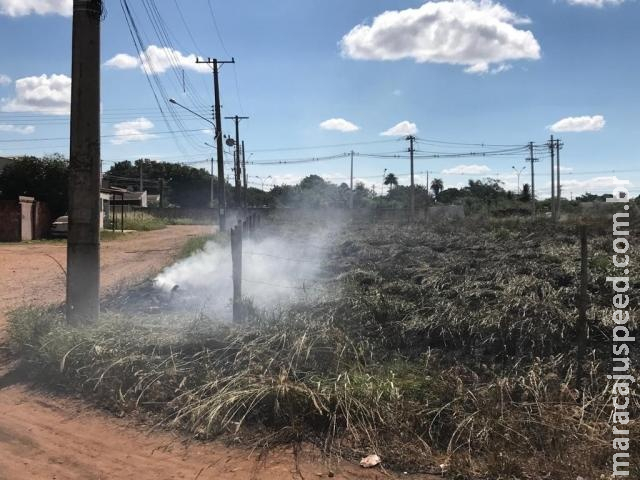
[169,98,225,227]
[255,175,272,191]
[512,165,526,194]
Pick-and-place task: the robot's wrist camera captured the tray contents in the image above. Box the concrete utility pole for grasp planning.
[556,139,562,218]
[241,141,247,209]
[407,135,416,218]
[527,142,538,216]
[349,150,354,209]
[210,156,214,207]
[224,115,249,207]
[196,57,235,230]
[549,135,555,220]
[66,0,102,325]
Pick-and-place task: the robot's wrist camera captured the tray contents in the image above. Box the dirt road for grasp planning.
[0,226,212,327]
[0,227,421,480]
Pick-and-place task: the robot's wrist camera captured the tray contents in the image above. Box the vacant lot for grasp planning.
[0,225,417,480]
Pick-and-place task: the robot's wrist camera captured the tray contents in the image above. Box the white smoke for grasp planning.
[154,222,337,319]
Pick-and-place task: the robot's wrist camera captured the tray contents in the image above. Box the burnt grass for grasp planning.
[8,214,640,479]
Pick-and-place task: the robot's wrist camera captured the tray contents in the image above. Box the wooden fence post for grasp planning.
[576,224,589,390]
[231,222,243,323]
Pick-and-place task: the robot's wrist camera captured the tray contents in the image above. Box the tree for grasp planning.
[0,155,69,216]
[384,172,398,190]
[105,159,227,208]
[430,178,444,200]
[520,183,531,202]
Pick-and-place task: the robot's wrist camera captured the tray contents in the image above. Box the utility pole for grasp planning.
[224,115,249,207]
[527,142,538,216]
[138,161,143,192]
[407,135,416,218]
[210,157,214,208]
[196,57,235,230]
[66,0,102,325]
[556,139,562,218]
[242,140,247,209]
[549,135,556,220]
[349,150,354,209]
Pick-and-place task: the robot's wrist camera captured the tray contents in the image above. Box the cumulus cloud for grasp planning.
[319,118,360,133]
[566,0,625,7]
[442,164,491,175]
[0,124,35,134]
[340,1,541,74]
[104,46,210,74]
[0,0,71,16]
[0,74,11,86]
[111,117,156,145]
[1,74,71,115]
[549,115,605,133]
[380,120,418,136]
[104,53,140,70]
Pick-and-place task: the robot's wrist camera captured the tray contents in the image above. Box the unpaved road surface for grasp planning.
[0,226,212,327]
[0,227,426,480]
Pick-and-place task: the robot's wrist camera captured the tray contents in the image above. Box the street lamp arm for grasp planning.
[169,98,215,127]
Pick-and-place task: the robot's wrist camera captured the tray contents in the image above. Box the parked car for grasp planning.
[50,215,69,237]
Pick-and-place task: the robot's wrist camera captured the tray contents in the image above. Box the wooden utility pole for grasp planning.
[224,115,249,207]
[407,135,416,218]
[66,0,102,325]
[527,142,538,216]
[549,135,555,220]
[195,57,235,230]
[576,225,589,390]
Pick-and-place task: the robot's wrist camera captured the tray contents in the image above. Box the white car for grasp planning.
[50,215,69,237]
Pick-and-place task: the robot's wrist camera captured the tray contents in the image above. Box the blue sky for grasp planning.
[0,0,638,197]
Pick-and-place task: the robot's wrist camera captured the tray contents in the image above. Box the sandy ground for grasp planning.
[0,227,431,480]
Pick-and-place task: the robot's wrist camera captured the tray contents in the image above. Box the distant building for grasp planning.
[109,190,148,208]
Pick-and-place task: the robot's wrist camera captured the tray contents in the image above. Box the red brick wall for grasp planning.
[0,200,21,242]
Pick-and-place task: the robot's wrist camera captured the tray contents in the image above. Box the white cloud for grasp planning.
[0,74,11,86]
[560,176,630,191]
[319,118,360,133]
[381,120,418,136]
[549,115,605,133]
[0,124,35,134]
[559,166,574,173]
[0,0,72,16]
[104,53,140,70]
[442,164,491,175]
[104,46,210,75]
[566,0,625,7]
[340,1,541,74]
[1,74,71,115]
[111,117,156,145]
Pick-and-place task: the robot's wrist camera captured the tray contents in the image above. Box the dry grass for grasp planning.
[8,213,640,479]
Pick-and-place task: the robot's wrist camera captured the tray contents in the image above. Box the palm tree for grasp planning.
[384,172,398,190]
[430,178,444,200]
